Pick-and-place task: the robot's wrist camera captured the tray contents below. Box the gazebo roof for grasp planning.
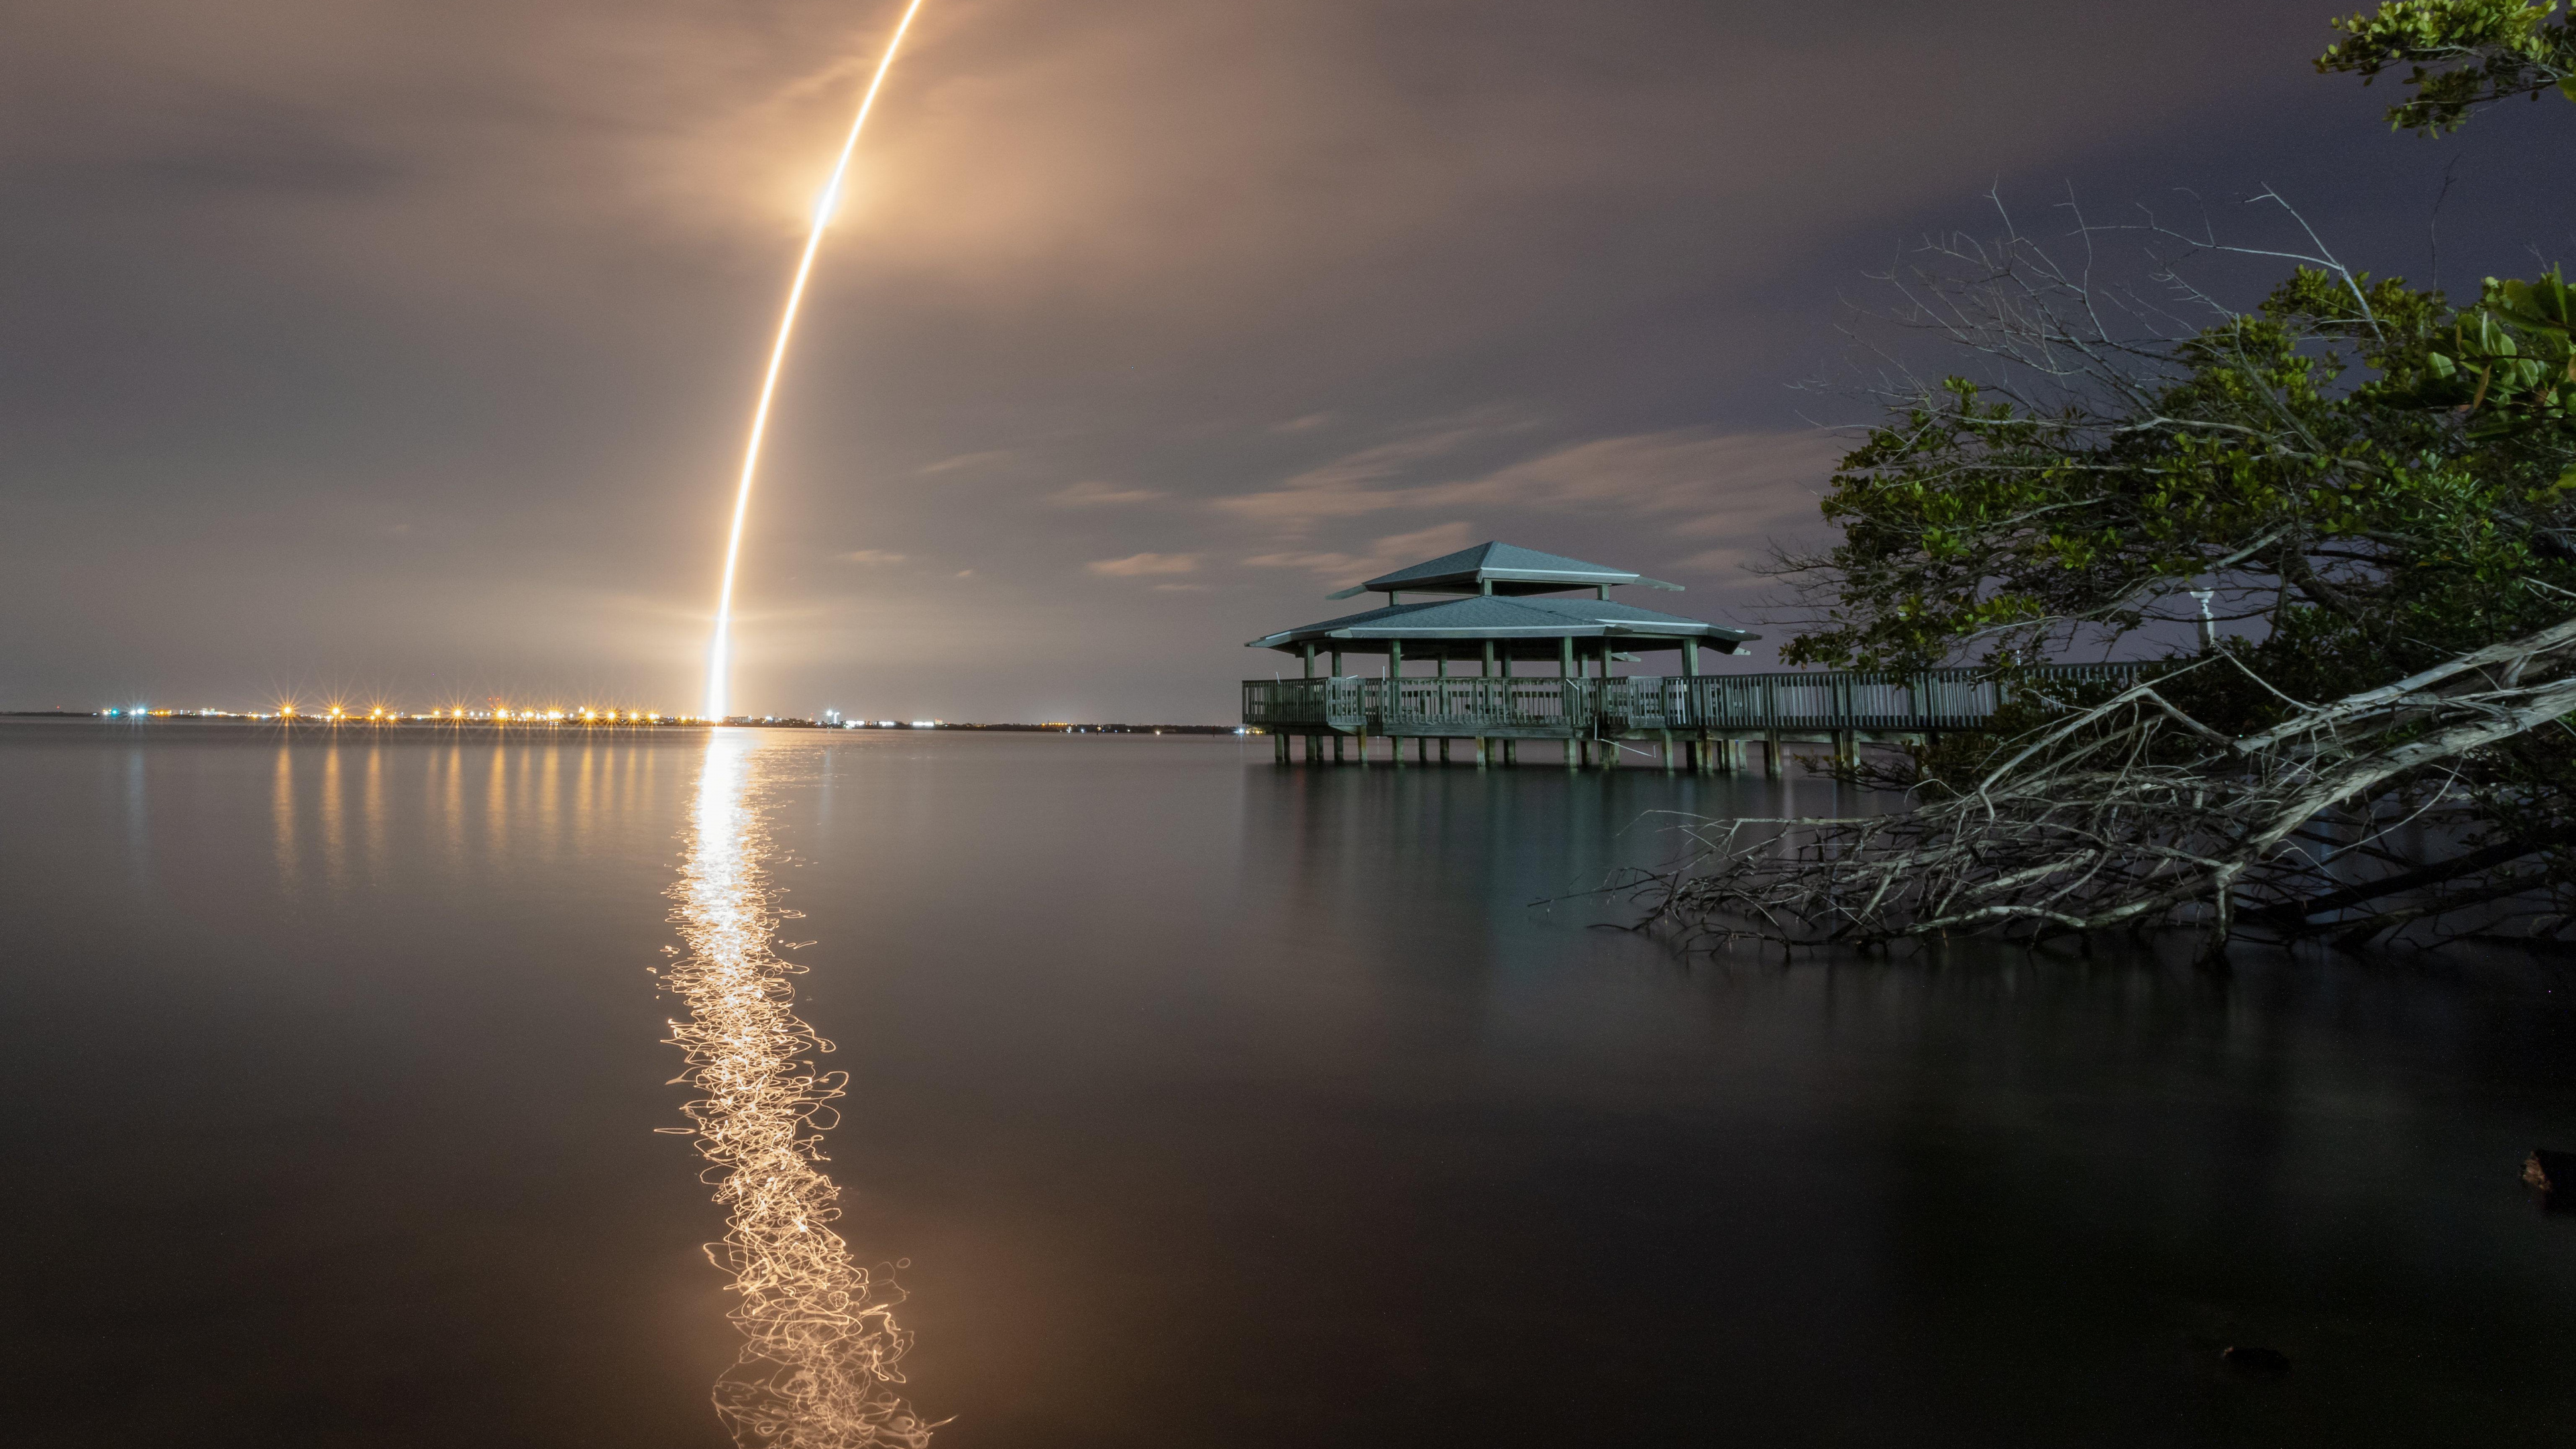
[1326,541,1681,598]
[1246,594,1756,655]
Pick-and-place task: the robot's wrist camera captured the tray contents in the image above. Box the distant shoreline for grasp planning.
[0,712,1242,735]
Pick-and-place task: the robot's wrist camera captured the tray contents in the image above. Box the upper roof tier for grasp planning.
[1327,541,1681,599]
[1246,594,1756,655]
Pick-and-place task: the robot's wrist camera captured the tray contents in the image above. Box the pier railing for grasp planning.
[1242,663,2155,737]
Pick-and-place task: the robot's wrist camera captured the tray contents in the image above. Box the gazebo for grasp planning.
[1242,542,1758,768]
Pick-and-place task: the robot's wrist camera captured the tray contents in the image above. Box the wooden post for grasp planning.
[1387,641,1403,770]
[1660,729,1674,773]
[1275,731,1287,765]
[1303,643,1316,679]
[1482,643,1499,753]
[1474,735,1488,769]
[1434,649,1448,763]
[1596,639,1614,771]
[1678,639,1699,772]
[1558,637,1577,771]
[1330,645,1344,769]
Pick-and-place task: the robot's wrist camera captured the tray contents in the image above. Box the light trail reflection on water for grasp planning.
[666,731,931,1448]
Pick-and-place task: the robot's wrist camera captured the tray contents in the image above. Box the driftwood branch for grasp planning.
[1627,614,2576,955]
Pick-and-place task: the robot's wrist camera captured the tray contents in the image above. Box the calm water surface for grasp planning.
[3,718,2573,1446]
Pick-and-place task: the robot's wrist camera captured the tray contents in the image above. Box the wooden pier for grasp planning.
[1242,664,2151,772]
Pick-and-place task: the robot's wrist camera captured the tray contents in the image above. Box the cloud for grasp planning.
[1086,551,1200,577]
[1220,423,1841,538]
[1218,421,1503,529]
[1244,521,1482,585]
[919,450,1016,475]
[1046,480,1163,507]
[841,548,908,565]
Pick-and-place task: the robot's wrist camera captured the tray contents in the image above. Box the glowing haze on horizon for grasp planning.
[706,0,929,722]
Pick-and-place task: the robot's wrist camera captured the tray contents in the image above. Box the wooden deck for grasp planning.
[1242,664,2153,770]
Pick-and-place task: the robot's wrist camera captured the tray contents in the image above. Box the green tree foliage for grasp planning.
[2417,270,2576,447]
[2318,0,2576,133]
[1786,250,2576,690]
[1697,12,2576,949]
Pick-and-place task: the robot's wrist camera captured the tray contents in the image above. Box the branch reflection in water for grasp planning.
[665,731,932,1448]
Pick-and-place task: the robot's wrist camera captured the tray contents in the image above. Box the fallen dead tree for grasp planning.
[1625,614,2576,957]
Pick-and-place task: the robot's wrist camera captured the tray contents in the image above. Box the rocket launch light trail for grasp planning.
[705,0,929,722]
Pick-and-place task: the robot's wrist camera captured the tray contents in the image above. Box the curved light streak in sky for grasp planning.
[706,0,929,722]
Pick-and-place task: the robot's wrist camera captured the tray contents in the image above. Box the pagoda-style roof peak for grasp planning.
[1326,541,1680,600]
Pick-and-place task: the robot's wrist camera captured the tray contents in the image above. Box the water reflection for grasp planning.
[666,731,930,1448]
[271,745,297,887]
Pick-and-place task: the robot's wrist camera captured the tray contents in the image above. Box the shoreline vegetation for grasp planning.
[1642,2,2576,957]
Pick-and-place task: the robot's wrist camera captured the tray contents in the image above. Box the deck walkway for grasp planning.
[1242,663,2152,771]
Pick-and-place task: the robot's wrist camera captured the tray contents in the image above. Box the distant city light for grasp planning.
[67,700,846,730]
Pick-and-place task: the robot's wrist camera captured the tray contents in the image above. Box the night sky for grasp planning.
[5,1,2569,720]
